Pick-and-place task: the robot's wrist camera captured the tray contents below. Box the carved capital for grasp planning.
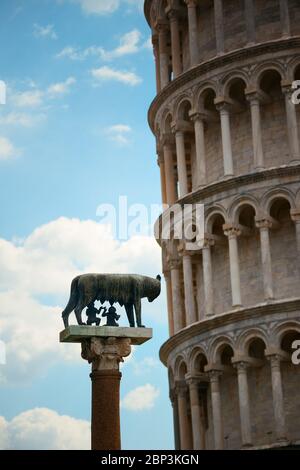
[255,218,273,230]
[175,381,188,398]
[207,369,223,382]
[233,361,250,373]
[185,0,198,8]
[290,209,300,223]
[81,337,131,372]
[223,224,241,239]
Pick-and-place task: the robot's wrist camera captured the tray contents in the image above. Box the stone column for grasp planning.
[266,354,287,442]
[157,153,167,205]
[181,251,197,325]
[163,142,177,205]
[169,258,184,332]
[186,375,206,450]
[223,225,242,307]
[190,112,207,186]
[214,0,224,55]
[81,337,131,450]
[256,218,274,300]
[244,0,255,45]
[168,8,182,78]
[290,210,300,255]
[282,85,300,163]
[216,101,234,177]
[152,34,161,93]
[280,0,290,38]
[164,270,175,336]
[174,130,189,197]
[185,0,199,67]
[234,361,252,447]
[177,383,193,450]
[202,237,215,316]
[208,370,223,450]
[170,389,181,450]
[246,92,264,170]
[158,24,170,89]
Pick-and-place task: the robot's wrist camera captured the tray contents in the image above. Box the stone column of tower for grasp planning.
[145,0,300,450]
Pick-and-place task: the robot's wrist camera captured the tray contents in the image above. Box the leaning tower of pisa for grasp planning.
[145,0,300,450]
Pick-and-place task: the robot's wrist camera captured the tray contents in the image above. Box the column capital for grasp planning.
[175,381,188,397]
[186,373,209,387]
[189,110,207,123]
[265,348,290,365]
[245,88,269,104]
[172,120,193,134]
[167,255,181,270]
[214,97,233,112]
[255,217,273,230]
[223,224,241,239]
[290,209,300,223]
[166,6,181,21]
[155,21,169,34]
[281,81,294,97]
[232,360,250,373]
[81,337,131,371]
[184,0,198,7]
[202,235,215,249]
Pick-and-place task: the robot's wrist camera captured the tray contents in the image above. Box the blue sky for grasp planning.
[0,0,173,450]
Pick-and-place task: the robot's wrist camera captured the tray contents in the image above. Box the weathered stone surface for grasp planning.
[60,325,153,346]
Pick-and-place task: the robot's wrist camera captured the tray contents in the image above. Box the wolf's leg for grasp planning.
[74,300,86,325]
[125,303,135,327]
[134,298,144,328]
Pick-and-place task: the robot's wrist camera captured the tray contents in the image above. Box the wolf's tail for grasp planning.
[62,276,80,318]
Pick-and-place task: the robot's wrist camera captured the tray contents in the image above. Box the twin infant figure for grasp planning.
[86,302,120,327]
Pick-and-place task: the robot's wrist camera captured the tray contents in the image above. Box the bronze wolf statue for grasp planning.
[62,273,161,328]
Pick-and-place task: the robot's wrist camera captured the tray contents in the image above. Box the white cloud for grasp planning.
[0,137,20,161]
[47,77,76,98]
[12,90,43,108]
[91,66,141,86]
[0,408,90,450]
[121,384,160,411]
[0,112,46,128]
[56,29,144,62]
[105,124,132,145]
[33,24,57,40]
[77,0,119,15]
[0,217,161,383]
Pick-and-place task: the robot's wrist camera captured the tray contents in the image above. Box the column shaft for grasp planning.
[152,37,161,93]
[219,106,234,176]
[209,372,223,450]
[188,382,205,450]
[280,0,290,38]
[244,0,255,44]
[171,266,184,332]
[214,0,224,54]
[165,273,174,336]
[236,364,252,447]
[257,221,274,300]
[158,157,167,205]
[284,89,300,163]
[193,116,207,186]
[158,27,169,89]
[177,388,192,449]
[175,131,188,197]
[202,244,214,316]
[163,144,177,205]
[249,97,264,169]
[186,0,199,66]
[182,254,197,325]
[169,14,182,78]
[269,356,287,441]
[225,228,242,307]
[90,370,121,450]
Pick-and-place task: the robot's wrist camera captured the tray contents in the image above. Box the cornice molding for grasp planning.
[148,37,300,131]
[159,297,300,366]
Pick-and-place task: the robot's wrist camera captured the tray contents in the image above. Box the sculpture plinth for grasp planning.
[60,326,153,450]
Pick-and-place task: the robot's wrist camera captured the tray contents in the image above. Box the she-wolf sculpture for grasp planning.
[62,273,161,328]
